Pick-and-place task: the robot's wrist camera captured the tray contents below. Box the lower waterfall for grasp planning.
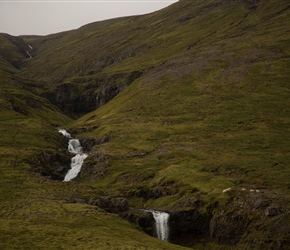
[152,211,170,241]
[144,210,170,241]
[58,129,88,182]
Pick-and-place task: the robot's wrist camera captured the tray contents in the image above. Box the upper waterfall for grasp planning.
[58,129,72,138]
[58,129,88,182]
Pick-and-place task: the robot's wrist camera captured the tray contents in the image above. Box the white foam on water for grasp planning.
[63,153,88,182]
[152,211,170,241]
[58,128,72,138]
[58,129,88,182]
[144,210,170,241]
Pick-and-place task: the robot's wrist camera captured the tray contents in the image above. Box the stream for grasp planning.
[58,129,88,182]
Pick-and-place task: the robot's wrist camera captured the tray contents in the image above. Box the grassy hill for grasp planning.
[1,0,290,249]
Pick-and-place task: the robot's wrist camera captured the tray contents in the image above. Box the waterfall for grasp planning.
[152,211,170,241]
[58,129,88,182]
[143,210,170,241]
[26,51,32,58]
[68,139,82,154]
[63,153,88,182]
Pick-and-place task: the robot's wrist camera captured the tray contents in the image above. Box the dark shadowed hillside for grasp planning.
[0,0,290,249]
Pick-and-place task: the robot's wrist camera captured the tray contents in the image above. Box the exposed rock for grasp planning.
[128,184,176,200]
[29,150,71,180]
[41,71,142,117]
[170,208,211,245]
[42,82,98,117]
[79,136,110,152]
[209,208,248,245]
[122,209,155,236]
[5,98,28,116]
[252,199,270,209]
[71,126,98,134]
[89,196,129,213]
[265,205,280,216]
[209,189,290,249]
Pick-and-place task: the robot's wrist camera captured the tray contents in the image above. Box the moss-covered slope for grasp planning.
[67,0,290,248]
[68,0,290,203]
[1,0,290,249]
[0,72,185,250]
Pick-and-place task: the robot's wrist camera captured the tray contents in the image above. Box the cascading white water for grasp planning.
[151,211,170,241]
[68,139,82,154]
[58,129,88,182]
[63,153,88,182]
[26,51,32,58]
[58,129,72,138]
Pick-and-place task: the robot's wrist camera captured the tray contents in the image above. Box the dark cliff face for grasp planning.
[27,134,72,180]
[42,83,98,117]
[208,190,290,249]
[41,70,143,117]
[29,150,71,180]
[97,71,143,107]
[169,209,211,246]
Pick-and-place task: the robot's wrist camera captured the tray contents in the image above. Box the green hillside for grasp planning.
[1,0,290,249]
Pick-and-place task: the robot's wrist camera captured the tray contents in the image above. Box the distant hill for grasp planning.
[0,0,289,249]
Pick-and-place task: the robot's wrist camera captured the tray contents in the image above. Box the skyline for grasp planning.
[0,0,178,36]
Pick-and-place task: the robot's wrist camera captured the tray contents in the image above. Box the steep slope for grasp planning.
[0,33,33,79]
[18,0,290,119]
[0,0,289,249]
[0,33,33,70]
[0,2,194,250]
[65,0,289,248]
[0,41,186,250]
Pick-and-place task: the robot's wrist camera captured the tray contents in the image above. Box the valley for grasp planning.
[0,0,289,249]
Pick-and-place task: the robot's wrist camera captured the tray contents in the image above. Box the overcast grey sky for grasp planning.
[0,0,178,36]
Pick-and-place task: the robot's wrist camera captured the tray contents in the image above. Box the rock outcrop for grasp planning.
[29,150,71,180]
[89,196,129,213]
[41,71,142,117]
[209,189,290,249]
[42,82,98,117]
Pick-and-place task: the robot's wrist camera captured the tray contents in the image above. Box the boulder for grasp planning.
[265,206,280,216]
